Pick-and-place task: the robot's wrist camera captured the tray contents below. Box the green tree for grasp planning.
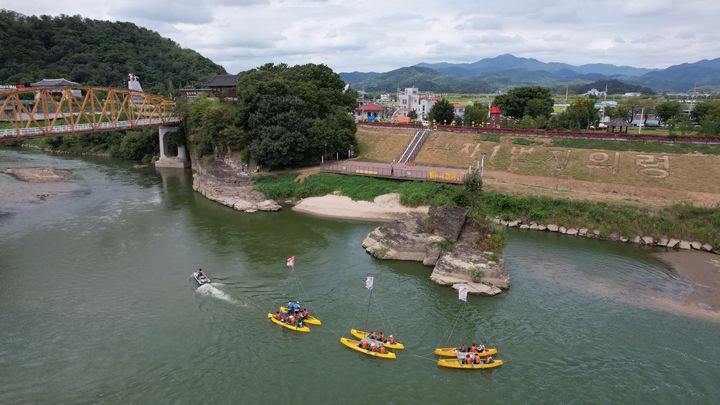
[236,63,357,168]
[655,101,682,125]
[691,101,720,125]
[462,103,488,126]
[407,110,418,120]
[429,98,455,125]
[493,86,553,119]
[566,98,599,129]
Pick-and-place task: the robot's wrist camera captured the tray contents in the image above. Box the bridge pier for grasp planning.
[154,125,190,169]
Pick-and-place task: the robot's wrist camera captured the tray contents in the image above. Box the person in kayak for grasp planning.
[287,300,294,311]
[274,311,282,320]
[470,344,477,353]
[379,346,387,355]
[301,309,309,319]
[197,268,205,277]
[370,331,378,340]
[478,344,486,353]
[461,354,472,364]
[458,345,468,353]
[379,332,386,343]
[388,335,395,344]
[297,319,303,328]
[473,354,483,365]
[293,301,300,314]
[370,342,377,352]
[484,356,493,364]
[359,340,369,350]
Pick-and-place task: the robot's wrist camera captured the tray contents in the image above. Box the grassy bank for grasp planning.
[256,172,720,247]
[550,137,720,155]
[255,172,466,206]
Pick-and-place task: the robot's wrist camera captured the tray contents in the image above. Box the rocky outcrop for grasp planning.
[191,158,280,213]
[362,215,444,262]
[2,167,72,183]
[430,224,509,296]
[363,207,509,296]
[193,172,280,213]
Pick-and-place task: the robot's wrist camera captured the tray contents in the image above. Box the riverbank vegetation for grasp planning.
[184,64,358,168]
[255,172,720,247]
[17,129,183,162]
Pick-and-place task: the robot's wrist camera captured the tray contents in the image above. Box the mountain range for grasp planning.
[340,54,720,93]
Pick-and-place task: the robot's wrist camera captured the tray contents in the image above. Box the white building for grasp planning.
[584,88,607,97]
[397,87,420,112]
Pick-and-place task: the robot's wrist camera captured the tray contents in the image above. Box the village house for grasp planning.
[452,103,465,118]
[354,103,388,122]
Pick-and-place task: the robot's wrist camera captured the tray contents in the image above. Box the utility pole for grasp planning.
[481,153,486,177]
[638,107,644,135]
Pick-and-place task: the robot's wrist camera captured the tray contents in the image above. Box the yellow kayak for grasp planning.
[267,313,310,333]
[437,358,504,369]
[434,347,497,357]
[350,329,405,350]
[280,307,321,326]
[340,337,396,359]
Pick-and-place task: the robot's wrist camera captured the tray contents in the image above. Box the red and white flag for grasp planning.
[365,276,374,290]
[286,256,295,269]
[458,286,468,302]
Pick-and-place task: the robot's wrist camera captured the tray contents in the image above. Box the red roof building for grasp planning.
[355,103,387,122]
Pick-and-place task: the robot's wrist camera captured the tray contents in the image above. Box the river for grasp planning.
[1,150,718,404]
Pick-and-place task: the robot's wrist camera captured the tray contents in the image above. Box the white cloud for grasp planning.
[3,0,720,72]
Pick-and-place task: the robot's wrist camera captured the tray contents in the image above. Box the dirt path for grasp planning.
[482,170,720,207]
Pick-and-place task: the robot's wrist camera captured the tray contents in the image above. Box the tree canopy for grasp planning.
[428,98,455,125]
[493,86,554,119]
[461,103,488,126]
[236,63,357,168]
[0,10,225,95]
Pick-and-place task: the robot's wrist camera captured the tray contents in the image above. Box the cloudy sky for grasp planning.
[5,0,720,73]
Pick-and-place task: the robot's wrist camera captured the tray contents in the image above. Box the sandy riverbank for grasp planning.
[292,193,428,222]
[655,250,720,319]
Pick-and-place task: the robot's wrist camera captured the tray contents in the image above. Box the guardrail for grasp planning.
[0,117,181,139]
[322,163,464,184]
[360,122,720,144]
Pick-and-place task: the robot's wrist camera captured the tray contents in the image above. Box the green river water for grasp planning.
[1,150,719,404]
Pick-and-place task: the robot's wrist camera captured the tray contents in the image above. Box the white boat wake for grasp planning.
[195,284,237,304]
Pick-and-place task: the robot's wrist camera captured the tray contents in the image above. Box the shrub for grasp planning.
[464,170,483,194]
[435,239,455,252]
[469,266,485,282]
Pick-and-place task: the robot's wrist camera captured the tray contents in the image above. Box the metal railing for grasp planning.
[322,163,465,184]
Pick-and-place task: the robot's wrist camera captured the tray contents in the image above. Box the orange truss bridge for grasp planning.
[0,86,180,140]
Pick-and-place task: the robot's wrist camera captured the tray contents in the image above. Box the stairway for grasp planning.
[397,129,430,164]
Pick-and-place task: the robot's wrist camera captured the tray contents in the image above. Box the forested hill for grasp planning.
[0,10,226,95]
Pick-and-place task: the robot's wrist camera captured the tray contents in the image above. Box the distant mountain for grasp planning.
[342,54,720,93]
[338,71,380,84]
[0,10,226,95]
[416,54,654,78]
[341,66,494,93]
[631,58,720,92]
[569,79,655,95]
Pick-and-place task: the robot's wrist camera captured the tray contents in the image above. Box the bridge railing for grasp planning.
[0,117,180,139]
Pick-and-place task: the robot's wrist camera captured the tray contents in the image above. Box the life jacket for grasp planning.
[361,341,368,349]
[470,345,477,353]
[379,347,386,354]
[275,313,281,320]
[371,344,377,352]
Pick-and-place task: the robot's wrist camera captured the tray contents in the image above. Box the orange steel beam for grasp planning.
[0,86,178,140]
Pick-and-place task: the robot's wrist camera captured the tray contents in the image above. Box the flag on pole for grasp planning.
[365,276,374,290]
[458,286,469,302]
[286,256,295,269]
